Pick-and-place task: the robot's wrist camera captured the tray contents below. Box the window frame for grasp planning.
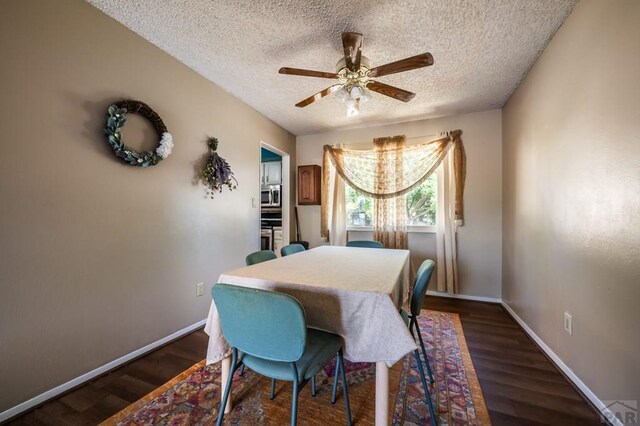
[345,168,440,234]
[345,224,437,234]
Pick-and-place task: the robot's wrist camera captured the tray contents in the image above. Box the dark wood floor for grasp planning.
[6,298,602,425]
[424,298,602,426]
[5,332,208,426]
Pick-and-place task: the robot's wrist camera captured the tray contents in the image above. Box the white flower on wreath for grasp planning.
[156,132,174,159]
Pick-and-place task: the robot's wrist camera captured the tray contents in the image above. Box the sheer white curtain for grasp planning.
[436,149,462,293]
[323,148,347,246]
[372,136,408,249]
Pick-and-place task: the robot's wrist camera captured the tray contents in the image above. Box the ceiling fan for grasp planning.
[279,32,434,116]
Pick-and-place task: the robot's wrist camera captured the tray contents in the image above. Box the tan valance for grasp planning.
[321,130,466,239]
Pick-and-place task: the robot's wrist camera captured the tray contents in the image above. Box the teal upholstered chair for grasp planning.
[245,250,277,266]
[345,240,384,248]
[239,249,278,377]
[281,243,305,257]
[212,284,352,426]
[400,259,437,425]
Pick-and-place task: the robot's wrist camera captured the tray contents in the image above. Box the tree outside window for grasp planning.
[346,173,437,227]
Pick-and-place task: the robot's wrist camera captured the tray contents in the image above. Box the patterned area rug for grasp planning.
[102,310,490,425]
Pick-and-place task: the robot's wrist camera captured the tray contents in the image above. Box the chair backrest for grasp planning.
[281,243,305,257]
[212,284,307,362]
[410,259,436,316]
[245,250,277,266]
[346,240,384,248]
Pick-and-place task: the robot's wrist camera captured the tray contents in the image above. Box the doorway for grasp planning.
[259,141,290,254]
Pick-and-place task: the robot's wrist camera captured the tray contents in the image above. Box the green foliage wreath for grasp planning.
[104,100,173,167]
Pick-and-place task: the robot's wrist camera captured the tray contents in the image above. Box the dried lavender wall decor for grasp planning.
[201,137,237,198]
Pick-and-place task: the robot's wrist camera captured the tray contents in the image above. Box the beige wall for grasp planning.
[296,109,502,298]
[0,0,295,412]
[502,0,640,404]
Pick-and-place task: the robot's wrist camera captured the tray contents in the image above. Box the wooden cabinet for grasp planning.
[297,165,321,205]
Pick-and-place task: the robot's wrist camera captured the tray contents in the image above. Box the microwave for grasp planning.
[261,185,281,207]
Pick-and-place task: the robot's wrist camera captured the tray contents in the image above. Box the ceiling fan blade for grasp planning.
[279,67,338,79]
[368,53,434,78]
[295,85,342,108]
[342,32,363,72]
[366,81,415,102]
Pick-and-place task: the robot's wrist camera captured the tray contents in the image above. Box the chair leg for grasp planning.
[311,375,317,397]
[414,349,437,426]
[289,363,301,426]
[217,349,238,426]
[337,350,352,426]
[239,364,245,376]
[331,355,340,404]
[413,319,435,383]
[270,378,276,400]
[291,378,299,426]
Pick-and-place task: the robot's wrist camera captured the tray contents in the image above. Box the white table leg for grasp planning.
[220,355,233,414]
[375,361,389,426]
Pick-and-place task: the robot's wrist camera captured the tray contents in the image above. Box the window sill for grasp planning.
[347,226,437,234]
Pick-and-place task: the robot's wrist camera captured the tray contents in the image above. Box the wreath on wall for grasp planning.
[103,100,173,167]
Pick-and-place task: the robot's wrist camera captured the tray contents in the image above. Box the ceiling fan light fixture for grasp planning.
[280,33,432,112]
[336,86,349,103]
[339,82,369,116]
[349,85,363,99]
[358,86,371,103]
[347,104,360,117]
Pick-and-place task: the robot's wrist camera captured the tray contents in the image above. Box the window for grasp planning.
[346,172,437,228]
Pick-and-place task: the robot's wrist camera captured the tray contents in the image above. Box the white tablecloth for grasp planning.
[205,246,417,367]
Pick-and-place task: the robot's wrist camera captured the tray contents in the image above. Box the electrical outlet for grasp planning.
[196,282,204,297]
[564,312,573,335]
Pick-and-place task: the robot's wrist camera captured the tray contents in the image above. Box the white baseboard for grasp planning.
[501,302,619,426]
[0,319,207,423]
[426,290,502,304]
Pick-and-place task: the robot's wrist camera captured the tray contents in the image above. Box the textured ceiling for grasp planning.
[87,0,576,135]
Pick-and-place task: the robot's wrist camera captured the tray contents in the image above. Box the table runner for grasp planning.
[205,246,417,367]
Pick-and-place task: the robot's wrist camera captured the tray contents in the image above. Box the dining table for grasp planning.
[204,245,418,426]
